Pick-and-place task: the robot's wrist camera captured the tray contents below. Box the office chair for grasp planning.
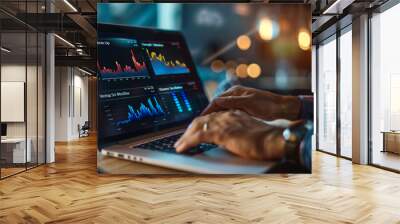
[78,121,90,138]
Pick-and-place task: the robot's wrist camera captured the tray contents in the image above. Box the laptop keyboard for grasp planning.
[136,134,216,155]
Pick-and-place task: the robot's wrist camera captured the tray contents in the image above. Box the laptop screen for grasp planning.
[97,24,209,146]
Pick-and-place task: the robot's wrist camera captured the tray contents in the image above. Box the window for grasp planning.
[317,36,337,154]
[370,3,400,171]
[339,28,352,158]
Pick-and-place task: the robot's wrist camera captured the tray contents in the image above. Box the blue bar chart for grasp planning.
[170,91,192,113]
[116,96,165,126]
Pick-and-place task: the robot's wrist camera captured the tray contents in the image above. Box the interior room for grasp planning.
[0,0,399,223]
[1,6,46,178]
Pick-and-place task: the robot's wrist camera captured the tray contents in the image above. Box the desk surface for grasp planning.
[1,138,27,143]
[381,131,400,134]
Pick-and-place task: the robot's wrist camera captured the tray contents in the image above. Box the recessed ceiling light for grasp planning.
[54,34,75,48]
[323,0,354,15]
[1,47,11,53]
[63,0,78,12]
[78,67,93,76]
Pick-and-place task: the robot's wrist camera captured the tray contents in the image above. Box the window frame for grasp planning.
[315,23,353,160]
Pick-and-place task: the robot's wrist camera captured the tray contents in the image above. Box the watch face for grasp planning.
[283,128,298,142]
[283,128,292,141]
[284,121,312,143]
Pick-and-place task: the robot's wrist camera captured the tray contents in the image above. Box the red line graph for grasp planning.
[98,49,147,75]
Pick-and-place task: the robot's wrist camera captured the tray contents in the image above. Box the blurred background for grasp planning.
[98,3,312,98]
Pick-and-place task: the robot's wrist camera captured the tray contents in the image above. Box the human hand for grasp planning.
[202,85,301,121]
[174,110,286,161]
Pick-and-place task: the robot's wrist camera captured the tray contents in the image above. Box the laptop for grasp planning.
[97,24,274,174]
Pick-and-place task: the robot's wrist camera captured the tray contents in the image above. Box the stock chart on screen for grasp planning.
[99,84,201,137]
[115,96,165,126]
[168,91,192,113]
[101,94,167,136]
[97,38,149,79]
[97,25,210,141]
[143,42,190,76]
[158,85,195,116]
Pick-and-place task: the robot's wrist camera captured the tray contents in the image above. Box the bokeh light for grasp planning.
[236,35,252,51]
[234,4,250,16]
[258,17,279,41]
[211,59,225,73]
[97,4,312,96]
[235,64,248,78]
[247,63,261,78]
[275,68,289,89]
[298,29,311,51]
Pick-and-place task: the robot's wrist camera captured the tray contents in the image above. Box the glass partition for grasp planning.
[0,1,46,179]
[1,31,28,177]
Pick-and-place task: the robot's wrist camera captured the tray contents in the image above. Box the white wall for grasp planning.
[54,67,89,141]
[1,65,26,138]
[1,64,43,138]
[1,63,46,163]
[71,73,89,138]
[55,67,70,141]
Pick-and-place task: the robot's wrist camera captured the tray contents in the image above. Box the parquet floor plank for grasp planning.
[0,135,399,223]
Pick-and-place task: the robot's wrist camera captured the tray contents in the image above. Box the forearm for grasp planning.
[279,96,302,120]
[260,127,286,161]
[275,95,313,121]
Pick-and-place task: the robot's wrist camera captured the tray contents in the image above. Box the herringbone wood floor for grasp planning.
[1,135,400,224]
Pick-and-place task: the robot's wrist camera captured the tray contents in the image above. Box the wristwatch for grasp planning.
[282,120,312,164]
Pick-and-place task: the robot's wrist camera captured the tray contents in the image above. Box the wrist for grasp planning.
[281,120,310,164]
[260,127,286,160]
